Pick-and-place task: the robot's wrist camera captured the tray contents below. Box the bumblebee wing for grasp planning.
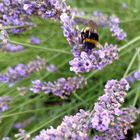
[88,20,98,30]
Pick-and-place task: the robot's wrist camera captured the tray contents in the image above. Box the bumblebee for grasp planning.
[81,20,102,49]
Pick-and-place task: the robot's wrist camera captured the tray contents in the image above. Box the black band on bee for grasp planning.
[80,21,102,49]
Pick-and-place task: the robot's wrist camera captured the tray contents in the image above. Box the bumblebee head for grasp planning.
[81,20,99,41]
[81,28,99,41]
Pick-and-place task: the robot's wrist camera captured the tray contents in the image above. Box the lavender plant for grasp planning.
[32,79,139,140]
[60,8,119,73]
[0,0,140,139]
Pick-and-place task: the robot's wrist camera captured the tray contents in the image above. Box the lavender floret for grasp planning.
[30,37,41,45]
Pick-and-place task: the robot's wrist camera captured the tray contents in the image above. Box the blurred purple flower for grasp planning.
[0,75,9,83]
[15,129,30,140]
[5,43,24,52]
[0,27,9,48]
[30,37,41,45]
[17,87,29,96]
[0,96,11,112]
[46,64,57,73]
[134,134,140,140]
[109,16,127,41]
[125,70,140,84]
[134,71,140,81]
[0,57,47,86]
[3,0,10,5]
[2,137,11,140]
[125,75,135,83]
[31,80,43,94]
[93,11,107,27]
[14,117,35,129]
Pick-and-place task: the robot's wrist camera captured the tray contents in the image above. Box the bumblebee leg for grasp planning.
[96,43,103,49]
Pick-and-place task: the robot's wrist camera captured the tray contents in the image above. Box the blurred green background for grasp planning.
[0,0,140,139]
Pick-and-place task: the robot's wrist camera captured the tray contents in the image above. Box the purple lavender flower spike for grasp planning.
[93,11,107,27]
[30,80,43,94]
[33,109,90,140]
[33,106,138,140]
[0,96,11,112]
[0,57,47,86]
[134,70,140,81]
[14,123,23,129]
[14,117,35,129]
[0,0,118,74]
[102,107,139,140]
[3,0,11,6]
[92,107,138,140]
[58,1,119,74]
[46,64,57,73]
[125,75,135,83]
[125,70,140,84]
[0,27,9,48]
[0,75,9,83]
[30,37,41,45]
[32,77,138,140]
[134,134,140,140]
[0,1,33,34]
[23,3,34,15]
[91,79,130,132]
[69,44,118,73]
[109,16,127,41]
[31,76,87,98]
[4,43,24,52]
[15,129,30,140]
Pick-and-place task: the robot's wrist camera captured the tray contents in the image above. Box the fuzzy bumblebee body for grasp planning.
[81,20,102,49]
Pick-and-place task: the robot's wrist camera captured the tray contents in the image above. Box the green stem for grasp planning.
[118,35,140,52]
[9,40,71,54]
[73,92,87,105]
[1,108,52,119]
[86,71,97,80]
[28,101,78,135]
[138,48,140,69]
[133,48,140,106]
[133,88,140,106]
[3,24,35,30]
[123,49,139,78]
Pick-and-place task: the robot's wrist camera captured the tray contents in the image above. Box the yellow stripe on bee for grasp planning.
[84,38,102,48]
[84,27,90,32]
